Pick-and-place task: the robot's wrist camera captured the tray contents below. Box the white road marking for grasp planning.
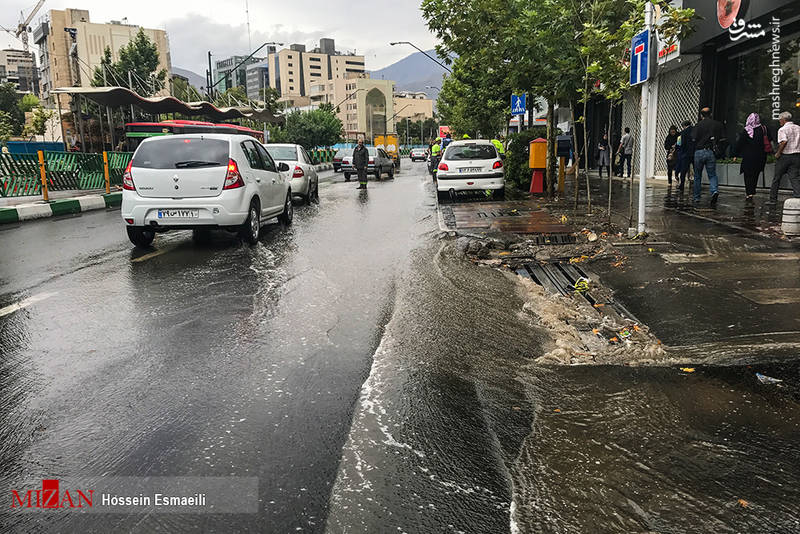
[0,292,57,318]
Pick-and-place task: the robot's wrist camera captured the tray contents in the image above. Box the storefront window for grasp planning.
[723,31,800,145]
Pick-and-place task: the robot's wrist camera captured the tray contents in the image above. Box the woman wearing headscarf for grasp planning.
[597,132,611,178]
[734,112,771,200]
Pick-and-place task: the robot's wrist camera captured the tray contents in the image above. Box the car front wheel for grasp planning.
[126,226,155,248]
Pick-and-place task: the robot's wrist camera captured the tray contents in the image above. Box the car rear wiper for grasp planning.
[174,160,222,168]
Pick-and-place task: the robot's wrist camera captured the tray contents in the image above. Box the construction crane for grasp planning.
[16,0,46,52]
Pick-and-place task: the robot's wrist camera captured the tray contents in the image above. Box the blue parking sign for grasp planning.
[630,29,649,86]
[511,94,526,116]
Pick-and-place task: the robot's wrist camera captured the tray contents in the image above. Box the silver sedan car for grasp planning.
[264,143,320,204]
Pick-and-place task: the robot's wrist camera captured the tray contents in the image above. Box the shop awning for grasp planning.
[51,86,283,124]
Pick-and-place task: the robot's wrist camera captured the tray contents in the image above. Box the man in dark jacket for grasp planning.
[353,137,369,189]
[692,107,725,206]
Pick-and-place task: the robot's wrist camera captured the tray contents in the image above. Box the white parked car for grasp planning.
[436,139,504,202]
[263,143,319,204]
[121,134,293,248]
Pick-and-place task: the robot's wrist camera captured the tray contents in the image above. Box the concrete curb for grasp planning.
[0,192,122,225]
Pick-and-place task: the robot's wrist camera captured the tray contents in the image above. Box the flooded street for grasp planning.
[1,163,799,533]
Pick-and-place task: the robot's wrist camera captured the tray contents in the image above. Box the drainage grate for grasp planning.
[516,262,640,323]
[528,234,577,246]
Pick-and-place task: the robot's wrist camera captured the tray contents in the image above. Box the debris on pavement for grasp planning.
[680,367,696,373]
[737,498,750,508]
[755,373,783,385]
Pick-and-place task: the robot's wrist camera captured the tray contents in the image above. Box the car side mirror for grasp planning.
[278,162,290,172]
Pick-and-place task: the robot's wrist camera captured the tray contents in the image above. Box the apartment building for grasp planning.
[266,39,365,98]
[392,91,434,122]
[33,8,171,99]
[0,49,39,94]
[309,73,395,141]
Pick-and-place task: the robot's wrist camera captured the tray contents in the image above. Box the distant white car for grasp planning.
[264,143,320,204]
[409,148,427,162]
[121,133,293,248]
[436,139,504,202]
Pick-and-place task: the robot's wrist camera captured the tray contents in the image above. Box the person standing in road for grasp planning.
[353,137,369,190]
[664,125,679,185]
[769,111,800,204]
[442,133,453,149]
[597,133,610,179]
[617,127,633,178]
[692,107,725,206]
[734,112,770,201]
[675,120,695,193]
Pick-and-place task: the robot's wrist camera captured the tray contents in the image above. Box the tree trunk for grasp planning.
[607,102,614,224]
[546,100,556,199]
[571,106,579,209]
[582,72,592,214]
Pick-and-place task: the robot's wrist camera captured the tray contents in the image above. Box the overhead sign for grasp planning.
[630,29,650,86]
[511,94,526,116]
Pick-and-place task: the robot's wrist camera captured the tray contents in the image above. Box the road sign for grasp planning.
[630,29,650,86]
[511,94,526,116]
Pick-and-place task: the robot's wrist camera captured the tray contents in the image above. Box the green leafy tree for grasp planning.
[18,94,40,113]
[91,30,167,96]
[259,86,282,112]
[0,111,15,142]
[214,86,248,108]
[23,106,56,137]
[0,83,24,135]
[284,107,343,149]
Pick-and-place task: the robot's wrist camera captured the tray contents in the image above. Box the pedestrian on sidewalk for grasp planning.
[664,125,679,185]
[734,112,770,201]
[597,133,611,178]
[769,111,800,204]
[617,127,633,178]
[675,120,695,192]
[353,136,369,190]
[692,107,725,206]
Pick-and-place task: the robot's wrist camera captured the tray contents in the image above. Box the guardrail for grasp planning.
[0,151,133,199]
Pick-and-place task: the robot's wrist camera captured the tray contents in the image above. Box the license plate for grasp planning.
[158,209,199,219]
[459,167,482,173]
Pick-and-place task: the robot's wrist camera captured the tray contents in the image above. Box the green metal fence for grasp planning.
[0,151,133,197]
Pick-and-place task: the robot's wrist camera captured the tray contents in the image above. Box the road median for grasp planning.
[0,192,122,225]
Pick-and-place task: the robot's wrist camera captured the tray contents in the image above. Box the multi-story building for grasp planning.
[266,39,365,98]
[245,59,271,101]
[392,91,434,122]
[0,49,39,94]
[215,53,268,94]
[33,8,171,100]
[309,73,395,141]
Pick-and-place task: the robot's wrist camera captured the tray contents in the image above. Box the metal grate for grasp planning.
[654,59,702,175]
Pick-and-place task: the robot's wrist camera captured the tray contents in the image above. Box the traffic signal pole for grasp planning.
[637,1,654,235]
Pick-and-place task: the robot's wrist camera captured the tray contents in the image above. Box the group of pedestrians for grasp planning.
[604,106,800,207]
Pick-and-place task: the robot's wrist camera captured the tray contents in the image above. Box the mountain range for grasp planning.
[172,49,449,101]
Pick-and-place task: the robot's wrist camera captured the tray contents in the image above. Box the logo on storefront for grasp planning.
[718,0,766,42]
[11,479,94,509]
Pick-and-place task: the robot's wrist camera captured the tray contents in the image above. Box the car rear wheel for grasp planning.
[388,166,395,179]
[375,167,381,181]
[344,172,351,181]
[240,199,261,245]
[278,190,293,225]
[126,226,155,248]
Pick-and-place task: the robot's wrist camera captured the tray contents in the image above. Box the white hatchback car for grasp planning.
[436,139,505,202]
[263,143,319,204]
[121,134,293,248]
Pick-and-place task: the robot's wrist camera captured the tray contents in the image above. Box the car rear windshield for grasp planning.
[445,144,497,160]
[132,138,229,169]
[265,146,297,161]
[335,149,353,157]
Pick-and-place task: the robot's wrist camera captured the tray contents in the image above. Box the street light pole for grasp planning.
[389,42,452,73]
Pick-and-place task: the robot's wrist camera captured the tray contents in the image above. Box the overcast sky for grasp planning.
[2,0,437,73]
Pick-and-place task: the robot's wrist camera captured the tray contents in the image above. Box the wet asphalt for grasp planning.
[1,162,800,533]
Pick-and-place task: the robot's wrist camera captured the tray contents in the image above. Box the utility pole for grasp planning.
[207,51,214,100]
[102,66,114,149]
[128,70,135,121]
[637,2,654,235]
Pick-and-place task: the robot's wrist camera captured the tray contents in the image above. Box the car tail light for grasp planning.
[124,218,134,224]
[438,162,449,171]
[333,158,341,162]
[492,160,503,169]
[223,158,245,189]
[369,158,374,164]
[292,166,305,178]
[122,160,135,190]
